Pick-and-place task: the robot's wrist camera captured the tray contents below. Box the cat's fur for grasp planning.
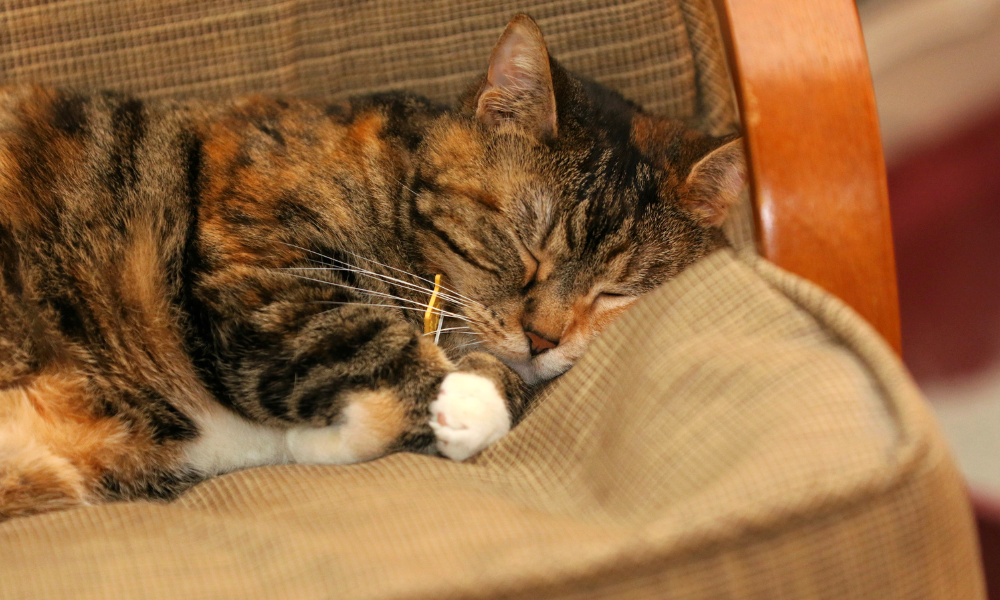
[0,15,746,520]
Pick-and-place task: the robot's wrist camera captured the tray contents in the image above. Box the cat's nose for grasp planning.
[524,328,559,356]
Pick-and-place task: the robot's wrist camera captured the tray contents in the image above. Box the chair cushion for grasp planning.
[0,249,983,599]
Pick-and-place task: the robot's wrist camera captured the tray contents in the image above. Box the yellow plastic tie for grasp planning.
[423,274,443,337]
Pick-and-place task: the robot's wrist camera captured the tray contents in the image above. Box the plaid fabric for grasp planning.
[0,249,984,598]
[1,0,723,117]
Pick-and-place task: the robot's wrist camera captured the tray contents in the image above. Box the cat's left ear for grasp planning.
[476,14,558,139]
[682,138,747,227]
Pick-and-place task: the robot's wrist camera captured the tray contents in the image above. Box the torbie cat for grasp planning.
[0,14,746,520]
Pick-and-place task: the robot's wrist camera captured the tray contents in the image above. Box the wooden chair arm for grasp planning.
[712,0,902,354]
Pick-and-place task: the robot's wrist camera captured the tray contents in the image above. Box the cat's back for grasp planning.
[0,85,210,238]
[0,85,444,386]
[0,86,213,386]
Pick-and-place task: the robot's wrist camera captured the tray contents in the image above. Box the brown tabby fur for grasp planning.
[0,15,745,520]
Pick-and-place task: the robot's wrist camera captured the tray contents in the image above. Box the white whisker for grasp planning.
[335,247,485,308]
[311,301,479,324]
[387,174,420,197]
[423,327,481,337]
[276,272,479,323]
[278,264,476,310]
[449,340,483,352]
[274,242,480,309]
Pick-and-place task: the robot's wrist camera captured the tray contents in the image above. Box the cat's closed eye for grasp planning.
[519,244,540,289]
[592,292,634,312]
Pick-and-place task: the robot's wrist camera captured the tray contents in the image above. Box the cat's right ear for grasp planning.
[681,138,748,227]
[475,14,558,139]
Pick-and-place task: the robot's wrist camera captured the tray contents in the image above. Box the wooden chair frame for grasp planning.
[713,0,902,354]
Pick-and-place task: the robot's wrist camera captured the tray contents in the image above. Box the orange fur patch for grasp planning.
[119,225,216,414]
[339,389,408,462]
[0,369,131,517]
[346,112,386,154]
[0,88,87,231]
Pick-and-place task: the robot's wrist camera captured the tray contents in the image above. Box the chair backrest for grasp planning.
[1,1,731,123]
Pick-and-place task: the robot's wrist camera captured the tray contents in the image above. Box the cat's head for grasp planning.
[415,14,746,384]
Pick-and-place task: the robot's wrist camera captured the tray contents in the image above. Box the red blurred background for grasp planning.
[859,0,1000,594]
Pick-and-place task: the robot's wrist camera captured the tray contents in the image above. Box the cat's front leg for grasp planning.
[284,352,528,464]
[194,299,460,470]
[430,351,528,461]
[202,297,529,467]
[273,326,453,466]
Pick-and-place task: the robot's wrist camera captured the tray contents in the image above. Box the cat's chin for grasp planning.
[501,354,574,386]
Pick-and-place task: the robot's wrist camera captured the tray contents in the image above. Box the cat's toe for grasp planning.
[429,372,510,461]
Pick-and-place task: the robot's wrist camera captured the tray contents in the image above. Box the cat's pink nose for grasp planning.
[525,329,558,356]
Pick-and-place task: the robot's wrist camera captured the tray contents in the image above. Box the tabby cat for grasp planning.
[0,15,746,520]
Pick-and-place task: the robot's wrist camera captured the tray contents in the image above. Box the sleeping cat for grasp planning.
[0,14,745,520]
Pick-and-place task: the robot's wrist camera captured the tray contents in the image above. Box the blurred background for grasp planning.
[857,0,1000,592]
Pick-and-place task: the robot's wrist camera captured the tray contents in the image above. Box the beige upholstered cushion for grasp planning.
[0,249,984,599]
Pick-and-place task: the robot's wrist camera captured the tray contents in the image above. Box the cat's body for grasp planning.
[0,15,746,520]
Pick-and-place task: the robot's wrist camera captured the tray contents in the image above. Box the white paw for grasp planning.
[429,372,511,461]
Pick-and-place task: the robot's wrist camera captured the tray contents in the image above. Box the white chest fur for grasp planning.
[184,406,291,475]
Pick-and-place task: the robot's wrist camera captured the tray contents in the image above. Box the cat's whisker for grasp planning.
[337,247,485,308]
[275,272,480,323]
[280,264,477,310]
[279,273,417,308]
[312,301,481,324]
[340,257,482,310]
[423,327,481,337]
[274,243,481,309]
[387,174,420,197]
[448,340,484,352]
[315,300,475,323]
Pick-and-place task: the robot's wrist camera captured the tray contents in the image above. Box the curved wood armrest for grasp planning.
[712,0,902,354]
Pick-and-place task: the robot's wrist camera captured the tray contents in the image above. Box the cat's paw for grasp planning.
[429,372,510,461]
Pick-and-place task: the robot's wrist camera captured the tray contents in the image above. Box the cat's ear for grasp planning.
[475,14,558,139]
[682,138,747,227]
